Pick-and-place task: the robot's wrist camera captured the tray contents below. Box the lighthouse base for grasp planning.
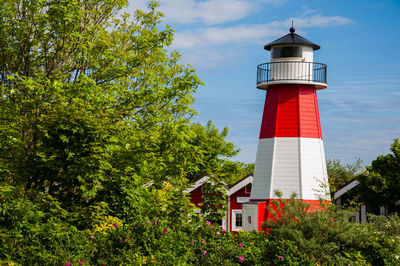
[242,199,329,232]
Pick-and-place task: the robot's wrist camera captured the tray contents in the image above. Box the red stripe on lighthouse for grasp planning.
[259,84,322,139]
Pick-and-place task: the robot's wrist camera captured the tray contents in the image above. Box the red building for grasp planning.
[186,175,253,232]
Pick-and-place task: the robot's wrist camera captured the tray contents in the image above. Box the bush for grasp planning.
[264,194,400,265]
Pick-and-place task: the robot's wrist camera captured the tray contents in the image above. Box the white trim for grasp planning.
[361,205,366,223]
[334,180,359,199]
[257,80,327,90]
[237,197,251,203]
[231,209,243,231]
[220,213,227,231]
[228,175,253,196]
[184,176,210,193]
[184,176,228,194]
[227,198,231,231]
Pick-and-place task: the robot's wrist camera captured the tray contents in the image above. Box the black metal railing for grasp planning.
[257,62,327,85]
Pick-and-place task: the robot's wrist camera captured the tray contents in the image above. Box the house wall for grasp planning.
[190,186,202,208]
[229,184,252,231]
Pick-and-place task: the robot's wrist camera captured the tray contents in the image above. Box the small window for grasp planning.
[232,210,243,231]
[235,213,242,227]
[245,184,251,194]
[271,46,302,59]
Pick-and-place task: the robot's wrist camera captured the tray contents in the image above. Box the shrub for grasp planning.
[264,193,400,265]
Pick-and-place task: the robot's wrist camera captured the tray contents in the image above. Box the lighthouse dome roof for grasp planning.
[264,27,320,51]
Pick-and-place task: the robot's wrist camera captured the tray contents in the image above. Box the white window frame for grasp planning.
[216,214,227,231]
[231,209,243,231]
[245,185,251,194]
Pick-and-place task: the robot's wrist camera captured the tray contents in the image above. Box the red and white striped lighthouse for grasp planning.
[242,27,329,231]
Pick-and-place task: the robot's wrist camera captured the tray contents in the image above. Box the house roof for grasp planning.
[184,175,228,194]
[228,174,253,196]
[334,179,360,199]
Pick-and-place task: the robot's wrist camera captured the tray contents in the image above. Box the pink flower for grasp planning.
[202,250,207,255]
[191,241,195,244]
[281,244,284,247]
[113,223,118,228]
[65,263,71,266]
[239,256,244,263]
[222,229,226,233]
[90,236,94,240]
[130,228,133,232]
[216,231,220,236]
[80,262,83,266]
[233,248,236,252]
[164,227,168,234]
[209,226,213,229]
[102,263,106,266]
[125,239,128,242]
[201,239,206,243]
[206,220,211,225]
[238,243,243,247]
[278,256,283,259]
[145,221,148,225]
[120,238,123,242]
[296,250,299,253]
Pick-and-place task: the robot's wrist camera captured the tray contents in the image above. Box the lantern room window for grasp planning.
[271,46,302,59]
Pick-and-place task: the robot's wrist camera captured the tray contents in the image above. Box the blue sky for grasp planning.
[128,0,400,166]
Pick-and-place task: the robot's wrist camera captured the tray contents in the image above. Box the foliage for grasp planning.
[228,163,255,185]
[326,158,364,193]
[2,179,400,265]
[264,192,400,265]
[0,187,315,266]
[356,138,400,214]
[0,0,242,230]
[199,176,228,224]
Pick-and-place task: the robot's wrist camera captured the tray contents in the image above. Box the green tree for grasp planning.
[327,158,364,193]
[0,0,238,228]
[356,138,400,214]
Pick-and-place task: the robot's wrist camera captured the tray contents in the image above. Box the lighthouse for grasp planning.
[242,27,329,231]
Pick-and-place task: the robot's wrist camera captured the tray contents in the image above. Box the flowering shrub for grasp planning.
[1,183,400,265]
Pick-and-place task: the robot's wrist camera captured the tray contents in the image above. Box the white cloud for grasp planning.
[173,14,352,49]
[173,24,284,49]
[289,14,353,28]
[127,0,256,25]
[161,0,253,25]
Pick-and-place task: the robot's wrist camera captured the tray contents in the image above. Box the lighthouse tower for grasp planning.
[242,27,329,231]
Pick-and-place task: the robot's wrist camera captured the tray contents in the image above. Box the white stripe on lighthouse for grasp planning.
[250,137,329,201]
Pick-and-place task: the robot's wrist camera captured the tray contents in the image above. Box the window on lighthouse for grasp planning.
[271,46,302,59]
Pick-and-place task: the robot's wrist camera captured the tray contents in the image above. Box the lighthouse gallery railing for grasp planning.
[257,62,327,85]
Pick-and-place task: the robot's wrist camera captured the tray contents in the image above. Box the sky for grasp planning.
[127,0,400,166]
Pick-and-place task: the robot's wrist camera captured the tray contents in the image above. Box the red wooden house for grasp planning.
[186,174,253,232]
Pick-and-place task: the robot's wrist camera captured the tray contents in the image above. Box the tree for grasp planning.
[0,0,239,228]
[356,138,400,214]
[327,158,364,193]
